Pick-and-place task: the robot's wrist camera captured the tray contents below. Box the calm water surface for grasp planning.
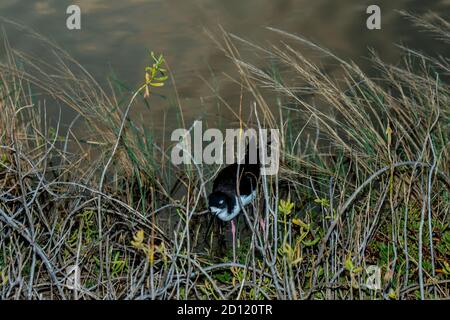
[1,0,449,136]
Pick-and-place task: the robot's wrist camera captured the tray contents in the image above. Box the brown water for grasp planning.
[1,0,449,135]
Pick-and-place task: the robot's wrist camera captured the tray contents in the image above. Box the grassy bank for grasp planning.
[0,13,448,299]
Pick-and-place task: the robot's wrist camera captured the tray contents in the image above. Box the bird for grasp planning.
[208,141,260,260]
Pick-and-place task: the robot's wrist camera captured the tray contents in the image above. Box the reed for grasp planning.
[0,13,448,299]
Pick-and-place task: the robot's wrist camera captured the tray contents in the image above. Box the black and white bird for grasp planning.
[208,143,260,221]
[207,142,260,259]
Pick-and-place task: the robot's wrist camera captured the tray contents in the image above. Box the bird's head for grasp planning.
[208,191,234,221]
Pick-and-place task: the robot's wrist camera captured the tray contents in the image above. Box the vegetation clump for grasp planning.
[0,13,448,299]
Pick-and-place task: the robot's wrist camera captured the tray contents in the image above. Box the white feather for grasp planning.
[212,190,257,221]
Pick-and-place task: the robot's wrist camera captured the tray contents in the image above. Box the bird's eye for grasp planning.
[219,200,224,204]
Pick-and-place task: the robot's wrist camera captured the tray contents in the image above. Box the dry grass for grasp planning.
[0,13,448,300]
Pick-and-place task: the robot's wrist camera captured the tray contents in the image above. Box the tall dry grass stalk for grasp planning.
[0,13,448,299]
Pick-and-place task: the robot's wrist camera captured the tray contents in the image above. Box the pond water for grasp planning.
[1,0,449,136]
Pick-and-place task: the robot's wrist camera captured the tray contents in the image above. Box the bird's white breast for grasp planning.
[215,190,257,221]
[239,190,257,206]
